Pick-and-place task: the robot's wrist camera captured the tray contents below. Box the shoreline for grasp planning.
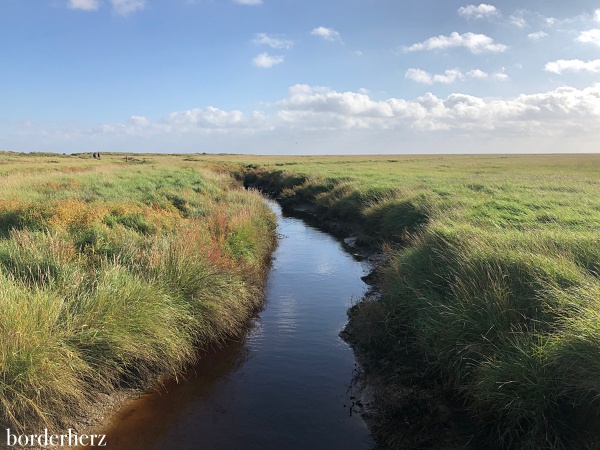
[0,158,277,450]
[246,174,476,450]
[249,185,475,449]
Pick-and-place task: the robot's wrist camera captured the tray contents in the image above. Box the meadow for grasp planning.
[2,151,600,449]
[0,152,276,436]
[222,153,600,449]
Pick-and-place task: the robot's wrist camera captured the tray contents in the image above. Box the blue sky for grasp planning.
[2,0,600,154]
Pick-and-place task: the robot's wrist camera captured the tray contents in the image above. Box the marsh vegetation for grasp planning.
[235,153,600,448]
[3,151,600,449]
[0,152,275,436]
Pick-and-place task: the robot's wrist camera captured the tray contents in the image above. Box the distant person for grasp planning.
[93,152,97,158]
[97,152,101,159]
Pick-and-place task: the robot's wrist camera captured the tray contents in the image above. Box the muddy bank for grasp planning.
[300,224,475,448]
[341,299,477,449]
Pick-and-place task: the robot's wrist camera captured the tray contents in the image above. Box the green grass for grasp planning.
[0,153,276,434]
[205,153,600,448]
[4,151,600,447]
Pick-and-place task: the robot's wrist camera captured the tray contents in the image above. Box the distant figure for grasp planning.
[97,152,101,159]
[93,152,97,158]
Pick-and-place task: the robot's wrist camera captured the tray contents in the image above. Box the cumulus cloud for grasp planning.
[110,0,145,16]
[14,83,600,154]
[469,69,509,81]
[128,116,151,127]
[457,4,499,19]
[166,107,245,129]
[113,107,270,137]
[252,52,284,68]
[466,69,488,79]
[405,32,508,54]
[545,59,600,74]
[252,33,293,49]
[528,31,548,40]
[67,0,100,11]
[406,68,509,84]
[53,84,600,137]
[577,29,600,47]
[311,27,343,43]
[234,0,262,5]
[275,85,394,131]
[405,68,465,84]
[267,84,599,136]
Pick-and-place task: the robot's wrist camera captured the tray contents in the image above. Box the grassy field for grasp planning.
[211,153,600,449]
[0,152,276,436]
[3,152,600,448]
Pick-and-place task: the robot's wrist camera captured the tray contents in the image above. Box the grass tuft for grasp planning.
[0,154,276,435]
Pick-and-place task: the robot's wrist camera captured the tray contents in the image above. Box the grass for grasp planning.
[4,151,600,448]
[203,153,600,449]
[0,152,276,435]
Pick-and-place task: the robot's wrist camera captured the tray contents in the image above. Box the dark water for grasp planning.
[100,201,374,450]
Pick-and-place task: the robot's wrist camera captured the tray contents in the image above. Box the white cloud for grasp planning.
[466,69,488,79]
[311,27,343,43]
[10,84,600,154]
[67,0,100,11]
[405,69,434,84]
[528,31,548,40]
[129,115,150,127]
[545,59,600,74]
[233,0,262,5]
[457,4,499,20]
[110,0,145,16]
[406,68,509,84]
[405,32,508,54]
[166,107,245,130]
[509,12,527,28]
[252,33,293,49]
[543,10,600,28]
[405,68,465,84]
[270,84,600,136]
[252,52,284,68]
[277,84,394,122]
[577,29,600,47]
[107,107,270,136]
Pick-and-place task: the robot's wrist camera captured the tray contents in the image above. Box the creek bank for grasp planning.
[0,162,277,449]
[85,197,375,450]
[244,171,476,449]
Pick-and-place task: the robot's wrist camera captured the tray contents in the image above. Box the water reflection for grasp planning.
[97,200,374,450]
[273,294,298,335]
[96,339,253,450]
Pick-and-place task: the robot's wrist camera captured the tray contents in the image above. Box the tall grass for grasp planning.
[227,153,600,448]
[0,153,276,434]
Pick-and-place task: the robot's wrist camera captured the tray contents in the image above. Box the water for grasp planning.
[100,200,375,449]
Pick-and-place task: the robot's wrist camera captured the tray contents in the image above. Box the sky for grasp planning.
[1,0,600,154]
